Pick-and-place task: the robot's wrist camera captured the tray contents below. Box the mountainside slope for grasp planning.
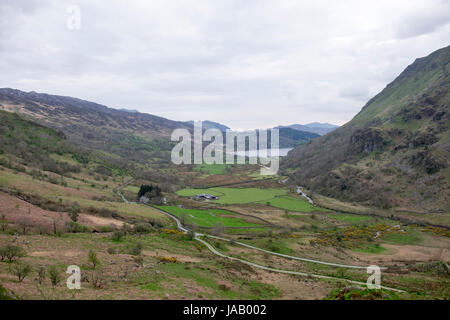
[282,45,450,212]
[0,88,186,137]
[0,109,84,173]
[0,89,191,165]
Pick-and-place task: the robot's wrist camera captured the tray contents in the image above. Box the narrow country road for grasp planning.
[195,237,404,292]
[116,187,405,293]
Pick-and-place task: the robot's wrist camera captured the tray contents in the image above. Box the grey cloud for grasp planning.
[395,0,450,39]
[0,0,449,130]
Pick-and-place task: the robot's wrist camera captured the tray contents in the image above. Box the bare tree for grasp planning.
[48,265,62,287]
[0,214,8,232]
[17,217,32,235]
[88,250,100,269]
[0,243,26,262]
[52,219,57,235]
[9,261,32,282]
[37,265,46,285]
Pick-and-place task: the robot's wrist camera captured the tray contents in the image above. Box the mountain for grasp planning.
[117,108,140,113]
[305,122,338,129]
[277,123,338,136]
[0,109,92,176]
[0,88,188,137]
[186,120,230,132]
[277,127,320,148]
[305,122,339,135]
[0,88,191,164]
[282,45,450,212]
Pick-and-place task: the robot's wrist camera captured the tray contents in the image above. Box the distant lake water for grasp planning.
[231,148,293,158]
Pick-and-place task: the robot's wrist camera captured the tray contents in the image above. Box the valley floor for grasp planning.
[0,162,449,300]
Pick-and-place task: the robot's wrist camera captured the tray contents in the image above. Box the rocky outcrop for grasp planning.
[349,128,387,154]
[409,150,446,174]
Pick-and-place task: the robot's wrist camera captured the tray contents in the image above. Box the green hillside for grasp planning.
[282,45,450,212]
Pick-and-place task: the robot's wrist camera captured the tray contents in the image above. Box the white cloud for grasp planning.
[0,0,449,129]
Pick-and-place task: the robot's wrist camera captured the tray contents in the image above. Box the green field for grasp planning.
[193,163,229,175]
[329,213,371,223]
[383,228,423,245]
[176,187,286,204]
[259,195,325,212]
[123,185,140,193]
[155,206,261,228]
[353,243,387,254]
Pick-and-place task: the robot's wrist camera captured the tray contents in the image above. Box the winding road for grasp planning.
[116,187,405,293]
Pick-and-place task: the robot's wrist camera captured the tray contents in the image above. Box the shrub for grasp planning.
[0,284,19,300]
[65,221,90,233]
[87,250,100,269]
[36,225,50,235]
[90,270,104,289]
[55,229,64,237]
[9,261,32,282]
[158,256,178,263]
[218,284,230,291]
[121,224,132,233]
[48,265,62,287]
[86,206,120,218]
[99,225,114,233]
[0,244,26,262]
[37,265,46,285]
[129,241,143,256]
[111,230,125,241]
[0,214,8,232]
[134,223,153,233]
[69,211,79,222]
[133,256,144,267]
[107,247,116,255]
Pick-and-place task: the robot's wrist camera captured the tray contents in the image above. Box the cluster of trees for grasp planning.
[137,184,162,199]
[0,243,61,286]
[0,240,106,288]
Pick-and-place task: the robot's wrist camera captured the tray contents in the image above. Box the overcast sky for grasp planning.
[1,0,449,130]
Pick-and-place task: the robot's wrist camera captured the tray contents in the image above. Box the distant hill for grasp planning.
[0,88,188,138]
[277,123,338,136]
[282,45,450,212]
[184,121,319,148]
[186,120,230,132]
[278,127,320,148]
[305,122,339,129]
[0,88,191,166]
